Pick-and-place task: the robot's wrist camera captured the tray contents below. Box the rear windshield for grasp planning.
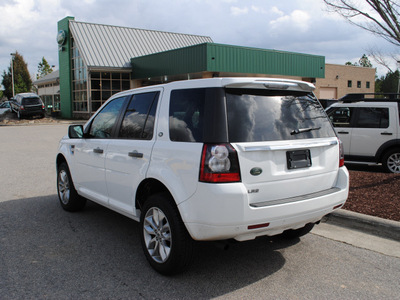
[22,97,41,105]
[226,88,336,142]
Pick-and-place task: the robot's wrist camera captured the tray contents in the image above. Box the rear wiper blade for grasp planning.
[291,127,321,135]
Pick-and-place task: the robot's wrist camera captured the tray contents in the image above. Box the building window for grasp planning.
[71,35,88,113]
[366,81,370,89]
[357,81,361,88]
[348,80,352,88]
[90,72,131,113]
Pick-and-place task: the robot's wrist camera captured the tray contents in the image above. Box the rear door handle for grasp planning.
[337,131,349,134]
[93,147,104,154]
[381,132,393,135]
[128,151,143,158]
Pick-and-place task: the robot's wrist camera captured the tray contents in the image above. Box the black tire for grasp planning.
[140,193,194,275]
[57,162,86,212]
[281,223,315,239]
[382,149,400,173]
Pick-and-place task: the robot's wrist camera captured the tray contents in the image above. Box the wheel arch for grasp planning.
[375,139,400,162]
[135,178,174,212]
[56,153,67,170]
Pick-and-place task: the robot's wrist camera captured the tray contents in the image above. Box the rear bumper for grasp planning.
[178,167,349,241]
[20,109,45,117]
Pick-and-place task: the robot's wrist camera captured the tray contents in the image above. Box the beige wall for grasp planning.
[314,64,375,99]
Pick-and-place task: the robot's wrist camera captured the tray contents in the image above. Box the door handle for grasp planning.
[93,147,104,154]
[128,151,143,158]
[337,131,349,134]
[381,132,393,135]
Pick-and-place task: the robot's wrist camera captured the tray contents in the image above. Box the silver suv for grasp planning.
[327,94,400,173]
[57,78,349,274]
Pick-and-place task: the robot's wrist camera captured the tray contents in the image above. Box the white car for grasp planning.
[57,78,349,274]
[0,101,12,118]
[326,96,400,173]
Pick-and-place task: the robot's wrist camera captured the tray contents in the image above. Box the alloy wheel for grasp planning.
[387,152,400,173]
[58,169,70,204]
[143,207,172,263]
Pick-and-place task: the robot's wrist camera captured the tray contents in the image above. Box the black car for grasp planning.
[10,93,45,119]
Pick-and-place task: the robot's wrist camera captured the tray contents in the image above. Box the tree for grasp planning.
[324,0,400,46]
[375,70,399,93]
[324,1,400,72]
[344,54,373,67]
[1,52,32,99]
[37,57,53,79]
[359,53,373,67]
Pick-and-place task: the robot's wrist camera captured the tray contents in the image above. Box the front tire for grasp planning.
[140,193,194,275]
[57,162,86,211]
[382,149,400,173]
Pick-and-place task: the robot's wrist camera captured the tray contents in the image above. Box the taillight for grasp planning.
[339,139,345,167]
[20,105,24,110]
[199,143,241,183]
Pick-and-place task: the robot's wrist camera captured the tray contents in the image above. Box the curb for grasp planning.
[324,209,400,242]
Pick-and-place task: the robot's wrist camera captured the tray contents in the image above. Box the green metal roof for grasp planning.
[131,43,325,79]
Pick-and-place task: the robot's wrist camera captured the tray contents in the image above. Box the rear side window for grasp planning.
[169,89,205,142]
[226,89,335,142]
[354,107,389,128]
[22,97,41,105]
[119,92,159,140]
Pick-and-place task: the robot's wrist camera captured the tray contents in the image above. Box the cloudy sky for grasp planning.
[0,0,398,82]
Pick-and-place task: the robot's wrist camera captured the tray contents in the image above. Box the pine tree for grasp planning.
[1,52,32,99]
[37,57,53,79]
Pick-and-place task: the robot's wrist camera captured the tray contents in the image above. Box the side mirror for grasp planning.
[68,125,84,139]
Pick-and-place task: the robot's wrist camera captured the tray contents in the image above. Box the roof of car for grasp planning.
[16,93,40,98]
[110,77,315,99]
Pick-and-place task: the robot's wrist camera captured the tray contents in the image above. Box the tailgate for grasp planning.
[233,137,340,205]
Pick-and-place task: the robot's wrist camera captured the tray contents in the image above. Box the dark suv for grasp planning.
[11,93,45,119]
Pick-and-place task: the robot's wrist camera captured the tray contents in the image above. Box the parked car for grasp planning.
[10,93,45,119]
[326,93,400,173]
[56,78,349,274]
[0,101,12,118]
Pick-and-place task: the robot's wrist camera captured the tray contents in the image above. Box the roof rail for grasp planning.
[340,93,400,102]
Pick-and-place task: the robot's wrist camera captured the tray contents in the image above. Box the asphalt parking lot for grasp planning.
[1,124,400,299]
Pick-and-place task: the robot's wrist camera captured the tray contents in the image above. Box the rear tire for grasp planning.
[382,149,400,173]
[57,162,86,211]
[281,223,315,239]
[140,193,194,275]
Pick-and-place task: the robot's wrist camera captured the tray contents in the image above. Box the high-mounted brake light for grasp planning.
[339,139,345,167]
[199,143,241,183]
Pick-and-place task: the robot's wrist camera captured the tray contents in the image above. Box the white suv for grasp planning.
[326,95,400,173]
[57,78,349,274]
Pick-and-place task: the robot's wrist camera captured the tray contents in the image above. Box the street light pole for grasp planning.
[10,53,16,98]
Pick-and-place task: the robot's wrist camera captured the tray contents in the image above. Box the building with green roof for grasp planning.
[55,16,327,118]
